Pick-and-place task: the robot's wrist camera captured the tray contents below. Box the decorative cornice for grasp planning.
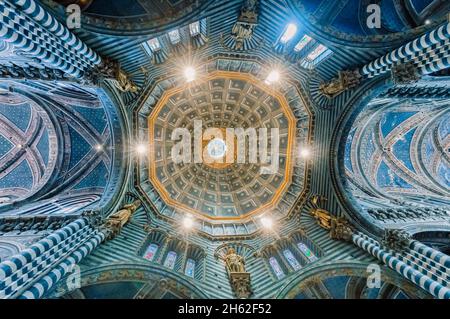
[0,215,77,234]
[319,70,362,99]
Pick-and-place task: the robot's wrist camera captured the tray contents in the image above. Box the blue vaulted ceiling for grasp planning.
[0,80,122,214]
[344,97,450,210]
[380,111,417,138]
[392,128,417,172]
[0,93,57,205]
[286,0,450,48]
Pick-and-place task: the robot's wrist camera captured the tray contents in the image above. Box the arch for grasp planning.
[276,261,431,299]
[412,231,450,255]
[45,0,214,36]
[50,263,209,299]
[139,230,206,280]
[331,75,450,236]
[288,230,323,258]
[330,76,392,236]
[0,239,25,262]
[184,244,206,281]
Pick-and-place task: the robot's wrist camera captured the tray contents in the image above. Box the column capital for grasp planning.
[391,62,420,85]
[82,210,103,228]
[329,217,354,241]
[382,228,412,251]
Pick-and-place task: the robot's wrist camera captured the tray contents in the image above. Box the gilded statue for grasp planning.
[310,208,333,230]
[107,201,140,226]
[103,200,141,240]
[224,248,246,273]
[319,70,361,98]
[114,69,138,93]
[230,0,258,50]
[309,195,353,241]
[220,247,252,298]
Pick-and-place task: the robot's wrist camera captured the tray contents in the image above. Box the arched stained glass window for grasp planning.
[307,44,330,61]
[280,23,297,44]
[146,38,161,52]
[143,243,158,261]
[283,249,301,270]
[297,242,318,262]
[294,35,312,52]
[168,29,181,44]
[269,257,285,279]
[189,21,200,36]
[164,251,177,269]
[185,258,196,278]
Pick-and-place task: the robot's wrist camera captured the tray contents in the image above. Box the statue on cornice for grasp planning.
[222,248,252,298]
[309,195,353,241]
[310,207,332,230]
[231,0,259,50]
[224,248,246,273]
[107,201,140,226]
[310,208,353,241]
[319,70,361,98]
[114,69,138,93]
[102,200,141,240]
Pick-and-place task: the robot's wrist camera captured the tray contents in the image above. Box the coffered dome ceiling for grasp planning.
[136,58,313,236]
